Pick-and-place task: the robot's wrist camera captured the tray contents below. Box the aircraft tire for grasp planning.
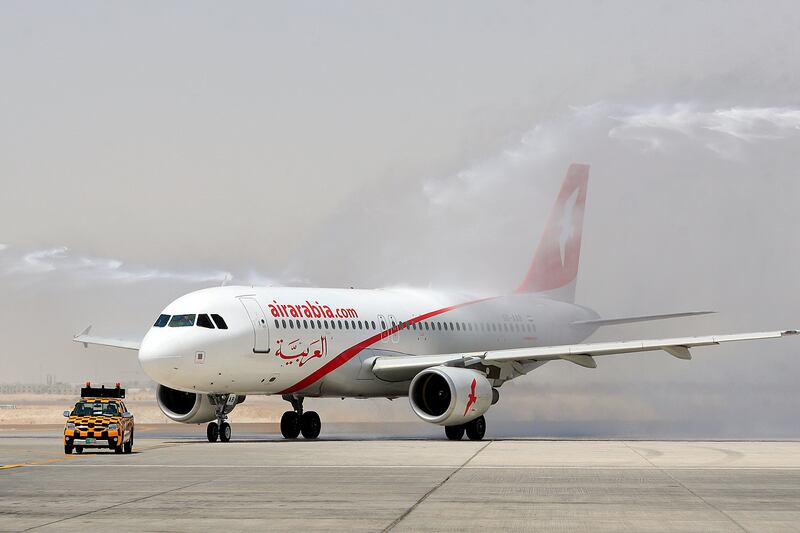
[220,422,232,442]
[445,425,465,440]
[465,416,486,441]
[64,444,73,454]
[207,422,219,442]
[300,411,321,439]
[280,411,301,439]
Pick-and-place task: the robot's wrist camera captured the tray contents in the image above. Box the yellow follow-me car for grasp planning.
[63,382,134,454]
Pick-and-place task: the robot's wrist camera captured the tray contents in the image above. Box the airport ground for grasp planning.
[2,425,800,532]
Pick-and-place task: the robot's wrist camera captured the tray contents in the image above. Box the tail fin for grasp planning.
[516,163,589,302]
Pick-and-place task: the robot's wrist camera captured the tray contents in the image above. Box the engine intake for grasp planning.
[156,385,243,424]
[409,367,492,426]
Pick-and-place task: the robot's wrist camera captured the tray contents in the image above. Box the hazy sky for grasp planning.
[2,1,799,437]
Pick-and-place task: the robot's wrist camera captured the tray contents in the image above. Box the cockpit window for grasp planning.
[211,314,228,330]
[197,314,215,329]
[154,314,170,327]
[168,314,196,327]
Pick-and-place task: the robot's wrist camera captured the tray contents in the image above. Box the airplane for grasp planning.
[74,164,798,442]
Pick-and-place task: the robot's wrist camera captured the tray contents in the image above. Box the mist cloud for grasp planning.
[609,104,800,158]
[2,245,230,286]
[420,103,800,211]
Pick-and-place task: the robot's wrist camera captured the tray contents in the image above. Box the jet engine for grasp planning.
[156,385,243,424]
[409,367,494,426]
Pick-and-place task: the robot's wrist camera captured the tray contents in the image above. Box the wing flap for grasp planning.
[483,330,798,364]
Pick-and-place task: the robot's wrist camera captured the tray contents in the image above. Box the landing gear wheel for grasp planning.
[75,446,84,454]
[445,425,465,440]
[64,444,73,454]
[207,422,219,442]
[280,411,300,439]
[300,411,321,439]
[219,422,232,442]
[124,430,134,453]
[465,416,486,441]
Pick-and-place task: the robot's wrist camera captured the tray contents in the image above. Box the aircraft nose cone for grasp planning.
[138,332,185,382]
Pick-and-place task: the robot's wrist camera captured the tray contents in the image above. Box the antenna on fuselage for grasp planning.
[221,274,231,287]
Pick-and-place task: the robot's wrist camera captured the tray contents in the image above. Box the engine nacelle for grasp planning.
[156,385,243,424]
[409,367,493,426]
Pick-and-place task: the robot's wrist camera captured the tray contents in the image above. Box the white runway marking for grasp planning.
[33,463,800,470]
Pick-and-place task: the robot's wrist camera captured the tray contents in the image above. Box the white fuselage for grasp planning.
[138,285,599,398]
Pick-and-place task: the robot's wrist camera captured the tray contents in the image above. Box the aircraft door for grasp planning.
[387,314,399,343]
[239,297,271,354]
[378,314,388,343]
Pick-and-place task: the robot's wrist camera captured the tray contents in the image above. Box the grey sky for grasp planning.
[1,1,799,437]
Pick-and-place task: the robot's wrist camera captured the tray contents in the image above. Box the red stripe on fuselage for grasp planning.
[278,297,495,395]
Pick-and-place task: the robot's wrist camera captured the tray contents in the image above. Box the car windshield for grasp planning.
[71,401,120,416]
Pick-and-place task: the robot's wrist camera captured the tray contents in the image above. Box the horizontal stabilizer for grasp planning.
[572,311,714,327]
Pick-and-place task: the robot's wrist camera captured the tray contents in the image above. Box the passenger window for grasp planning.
[274,319,280,329]
[317,320,322,329]
[381,320,386,329]
[345,321,349,330]
[289,320,294,329]
[338,320,343,329]
[310,320,315,329]
[455,323,461,331]
[437,323,442,331]
[154,314,170,327]
[324,320,329,329]
[358,321,362,329]
[371,321,376,329]
[211,314,228,330]
[196,314,215,329]
[282,319,287,329]
[168,314,196,327]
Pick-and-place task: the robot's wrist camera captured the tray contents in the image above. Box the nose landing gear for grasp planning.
[207,394,235,442]
[280,394,321,439]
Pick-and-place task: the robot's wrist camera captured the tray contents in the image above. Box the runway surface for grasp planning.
[2,429,800,532]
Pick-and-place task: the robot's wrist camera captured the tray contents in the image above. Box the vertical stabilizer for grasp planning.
[516,164,589,302]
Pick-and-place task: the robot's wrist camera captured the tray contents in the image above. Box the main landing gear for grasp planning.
[444,415,486,441]
[207,394,233,443]
[280,394,321,439]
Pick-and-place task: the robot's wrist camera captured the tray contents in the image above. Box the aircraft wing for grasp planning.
[73,326,141,351]
[370,329,798,381]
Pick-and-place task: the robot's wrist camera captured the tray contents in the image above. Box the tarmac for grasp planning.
[2,426,800,532]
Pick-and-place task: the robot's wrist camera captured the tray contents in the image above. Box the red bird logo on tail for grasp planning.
[463,378,477,416]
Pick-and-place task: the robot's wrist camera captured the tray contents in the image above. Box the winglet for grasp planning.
[75,325,93,348]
